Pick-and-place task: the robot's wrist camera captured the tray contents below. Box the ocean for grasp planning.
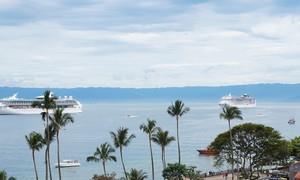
[0,101,299,179]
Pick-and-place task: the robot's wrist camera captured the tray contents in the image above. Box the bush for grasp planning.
[162,163,202,180]
[91,173,116,180]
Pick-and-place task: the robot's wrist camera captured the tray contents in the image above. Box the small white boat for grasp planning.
[127,114,137,118]
[288,118,296,125]
[55,160,80,168]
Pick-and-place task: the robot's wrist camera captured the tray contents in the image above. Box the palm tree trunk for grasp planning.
[161,147,164,169]
[57,131,62,180]
[120,147,127,179]
[176,116,181,164]
[46,109,50,180]
[102,161,107,177]
[163,147,166,169]
[228,120,234,180]
[48,145,53,180]
[149,135,154,180]
[45,147,48,180]
[32,150,39,180]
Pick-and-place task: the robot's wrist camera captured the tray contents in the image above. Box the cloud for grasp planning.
[0,0,300,87]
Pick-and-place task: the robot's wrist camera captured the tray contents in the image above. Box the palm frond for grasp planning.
[86,156,99,162]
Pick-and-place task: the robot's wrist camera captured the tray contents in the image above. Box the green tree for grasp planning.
[139,119,157,180]
[162,163,202,180]
[289,136,300,159]
[0,170,7,180]
[162,163,187,180]
[87,143,117,176]
[219,104,243,179]
[0,170,16,180]
[25,132,44,180]
[110,127,135,179]
[167,100,189,164]
[210,123,289,179]
[32,90,56,180]
[152,128,175,169]
[50,108,74,180]
[126,169,147,180]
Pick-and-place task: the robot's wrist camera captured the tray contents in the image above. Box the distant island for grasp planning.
[0,83,300,102]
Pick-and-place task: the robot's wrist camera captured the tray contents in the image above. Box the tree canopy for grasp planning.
[209,123,289,179]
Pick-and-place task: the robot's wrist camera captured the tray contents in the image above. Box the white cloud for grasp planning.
[0,1,300,87]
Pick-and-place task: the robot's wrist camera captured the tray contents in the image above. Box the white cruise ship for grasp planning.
[219,94,256,108]
[0,93,82,115]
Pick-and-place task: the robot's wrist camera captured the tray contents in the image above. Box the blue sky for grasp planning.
[0,0,300,87]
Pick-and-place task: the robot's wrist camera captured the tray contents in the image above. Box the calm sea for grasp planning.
[0,101,299,179]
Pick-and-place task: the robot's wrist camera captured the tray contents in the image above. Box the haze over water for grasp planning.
[0,101,299,179]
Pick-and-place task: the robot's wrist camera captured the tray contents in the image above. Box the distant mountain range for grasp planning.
[0,84,300,102]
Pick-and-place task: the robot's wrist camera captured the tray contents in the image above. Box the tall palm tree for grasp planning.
[110,127,135,179]
[43,123,56,180]
[50,108,74,180]
[152,128,175,169]
[220,104,243,180]
[139,119,157,180]
[25,132,44,180]
[86,143,117,176]
[32,90,56,180]
[167,100,189,164]
[126,169,147,180]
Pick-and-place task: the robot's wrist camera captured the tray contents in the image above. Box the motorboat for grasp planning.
[197,148,217,156]
[55,160,80,168]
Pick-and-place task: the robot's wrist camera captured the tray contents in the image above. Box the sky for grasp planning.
[0,0,300,88]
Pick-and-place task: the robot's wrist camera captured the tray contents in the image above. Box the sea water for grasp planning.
[0,101,299,179]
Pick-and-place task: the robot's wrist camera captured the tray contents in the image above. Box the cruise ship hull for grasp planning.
[0,107,82,115]
[219,102,256,108]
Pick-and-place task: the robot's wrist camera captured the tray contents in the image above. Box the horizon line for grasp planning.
[1,83,300,89]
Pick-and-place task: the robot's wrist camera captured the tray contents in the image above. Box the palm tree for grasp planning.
[43,123,56,180]
[110,127,135,179]
[139,119,157,180]
[167,100,189,164]
[152,128,175,169]
[32,90,56,180]
[50,108,74,180]
[220,104,243,180]
[86,143,117,176]
[0,170,7,180]
[25,132,44,180]
[126,169,147,180]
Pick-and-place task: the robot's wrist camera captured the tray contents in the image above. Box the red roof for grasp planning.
[295,172,300,180]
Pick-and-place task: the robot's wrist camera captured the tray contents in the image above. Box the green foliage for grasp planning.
[50,108,74,133]
[110,127,135,178]
[86,142,117,175]
[162,163,202,180]
[219,105,243,122]
[110,127,135,149]
[126,169,147,180]
[210,123,289,179]
[31,90,56,110]
[152,128,175,168]
[289,136,300,159]
[152,128,175,147]
[0,170,16,180]
[167,100,190,117]
[0,170,7,180]
[91,173,116,180]
[25,132,44,151]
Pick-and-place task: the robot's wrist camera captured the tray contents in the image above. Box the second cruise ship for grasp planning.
[219,94,256,108]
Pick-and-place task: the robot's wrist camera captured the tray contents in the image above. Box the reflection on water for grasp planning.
[0,101,299,179]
